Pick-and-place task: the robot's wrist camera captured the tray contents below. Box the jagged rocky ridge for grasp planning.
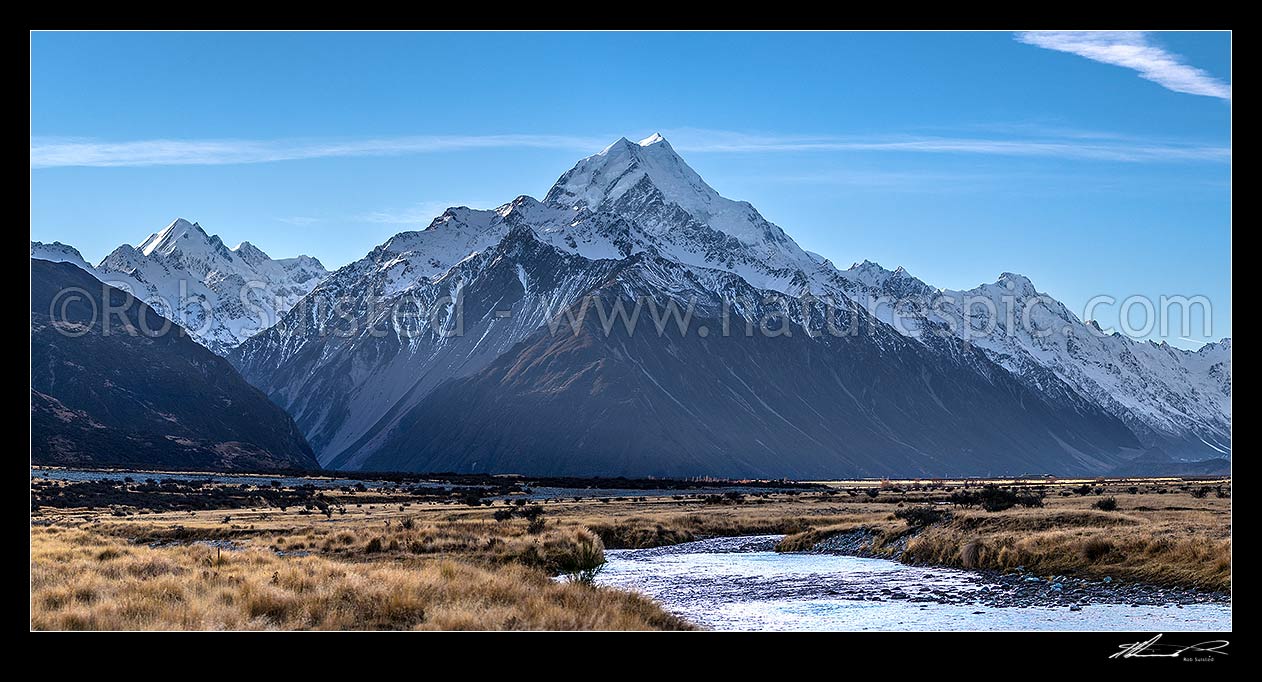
[32,219,328,355]
[833,261,1231,460]
[231,134,1230,476]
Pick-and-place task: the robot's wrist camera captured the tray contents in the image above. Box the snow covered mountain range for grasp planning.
[32,220,327,355]
[834,265,1232,460]
[32,134,1230,476]
[222,134,1229,476]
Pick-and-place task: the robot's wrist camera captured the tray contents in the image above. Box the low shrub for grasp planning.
[1092,497,1118,512]
[893,506,947,528]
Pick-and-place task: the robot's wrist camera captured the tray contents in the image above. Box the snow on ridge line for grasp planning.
[31,241,94,272]
[36,220,329,354]
[638,132,667,146]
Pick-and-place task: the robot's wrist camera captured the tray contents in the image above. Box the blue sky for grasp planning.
[30,31,1231,347]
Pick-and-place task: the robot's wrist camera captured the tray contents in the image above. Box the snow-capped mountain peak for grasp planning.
[31,241,93,272]
[996,271,1038,296]
[838,259,933,295]
[1201,338,1231,354]
[845,259,890,280]
[36,137,1228,472]
[546,133,781,248]
[535,135,832,294]
[868,267,1231,457]
[638,131,667,146]
[138,217,210,257]
[37,219,330,354]
[234,240,272,265]
[227,135,1228,474]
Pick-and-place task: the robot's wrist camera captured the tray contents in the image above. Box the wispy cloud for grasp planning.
[746,168,1228,196]
[30,134,608,169]
[1015,31,1231,100]
[741,169,1002,191]
[31,126,1229,169]
[667,127,1228,162]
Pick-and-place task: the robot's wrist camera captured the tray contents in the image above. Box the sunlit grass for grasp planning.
[30,525,691,631]
[31,478,1229,629]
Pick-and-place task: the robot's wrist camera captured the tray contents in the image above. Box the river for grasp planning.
[594,535,1231,631]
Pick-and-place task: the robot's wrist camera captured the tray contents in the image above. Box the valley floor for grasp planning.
[30,473,1230,630]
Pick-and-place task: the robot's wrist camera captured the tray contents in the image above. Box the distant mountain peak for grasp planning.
[234,240,272,263]
[1199,338,1232,353]
[228,136,1230,475]
[598,136,634,154]
[30,240,92,272]
[497,195,545,218]
[46,221,330,354]
[277,254,326,271]
[138,217,207,256]
[638,132,667,146]
[546,135,790,250]
[998,271,1033,286]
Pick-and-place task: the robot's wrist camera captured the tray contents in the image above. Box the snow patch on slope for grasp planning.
[38,219,329,354]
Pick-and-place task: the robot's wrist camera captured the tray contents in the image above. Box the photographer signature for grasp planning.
[1111,634,1229,659]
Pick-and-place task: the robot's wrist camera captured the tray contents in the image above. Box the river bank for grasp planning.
[789,529,1227,608]
[32,471,1230,629]
[595,535,1230,631]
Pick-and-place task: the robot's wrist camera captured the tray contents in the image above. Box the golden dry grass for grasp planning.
[115,517,608,575]
[32,476,1230,630]
[898,504,1231,590]
[775,490,1232,591]
[30,525,691,631]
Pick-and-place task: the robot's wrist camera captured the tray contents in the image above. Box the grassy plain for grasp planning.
[31,474,1230,630]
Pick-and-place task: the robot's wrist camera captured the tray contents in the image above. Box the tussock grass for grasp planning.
[768,490,1229,591]
[30,526,691,631]
[949,510,1141,532]
[583,511,867,549]
[32,478,1229,630]
[900,521,1230,590]
[772,521,900,553]
[98,517,608,576]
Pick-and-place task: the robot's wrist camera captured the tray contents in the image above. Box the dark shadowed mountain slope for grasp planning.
[1109,449,1231,477]
[234,224,623,470]
[352,253,1142,478]
[31,259,318,471]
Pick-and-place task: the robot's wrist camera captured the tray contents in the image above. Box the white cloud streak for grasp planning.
[1015,31,1231,100]
[31,127,1229,169]
[30,134,609,169]
[667,128,1228,162]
